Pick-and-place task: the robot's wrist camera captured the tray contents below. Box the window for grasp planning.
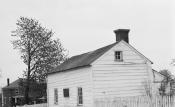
[77,87,83,105]
[54,88,58,105]
[15,89,19,94]
[63,88,69,97]
[115,51,123,61]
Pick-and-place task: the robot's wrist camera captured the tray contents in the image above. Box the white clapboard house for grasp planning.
[47,29,157,107]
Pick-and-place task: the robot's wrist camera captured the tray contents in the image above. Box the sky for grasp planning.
[0,0,175,87]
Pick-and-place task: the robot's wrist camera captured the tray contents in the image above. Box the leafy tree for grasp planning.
[11,17,67,104]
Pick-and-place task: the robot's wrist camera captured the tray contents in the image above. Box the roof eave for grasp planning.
[121,40,153,64]
[47,65,91,75]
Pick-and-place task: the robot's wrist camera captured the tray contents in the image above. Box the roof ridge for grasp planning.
[69,43,116,59]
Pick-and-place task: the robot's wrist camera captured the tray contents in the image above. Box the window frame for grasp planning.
[77,87,83,106]
[63,88,70,98]
[54,88,58,105]
[114,51,123,61]
[15,88,19,94]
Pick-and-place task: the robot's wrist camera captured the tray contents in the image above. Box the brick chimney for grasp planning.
[7,78,9,86]
[114,29,130,43]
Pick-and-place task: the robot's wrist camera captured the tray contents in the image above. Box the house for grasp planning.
[47,29,155,107]
[158,71,175,96]
[2,78,23,107]
[152,69,166,95]
[152,69,165,83]
[2,78,46,107]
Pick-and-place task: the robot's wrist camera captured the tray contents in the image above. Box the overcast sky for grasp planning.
[0,0,175,87]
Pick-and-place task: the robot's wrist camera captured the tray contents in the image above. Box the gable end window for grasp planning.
[63,88,69,97]
[115,51,123,61]
[54,88,58,105]
[77,87,83,105]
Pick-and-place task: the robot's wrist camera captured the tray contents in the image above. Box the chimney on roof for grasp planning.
[114,29,130,43]
[7,78,9,86]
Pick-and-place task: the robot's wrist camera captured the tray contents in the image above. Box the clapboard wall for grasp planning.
[92,41,153,99]
[47,41,154,107]
[47,67,93,107]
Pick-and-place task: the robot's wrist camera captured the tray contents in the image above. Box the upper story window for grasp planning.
[15,89,19,94]
[115,51,123,61]
[54,88,58,105]
[63,88,69,98]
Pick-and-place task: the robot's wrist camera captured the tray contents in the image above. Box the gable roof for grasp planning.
[3,78,24,89]
[48,40,153,75]
[152,69,166,78]
[120,40,153,64]
[3,78,46,89]
[48,42,117,74]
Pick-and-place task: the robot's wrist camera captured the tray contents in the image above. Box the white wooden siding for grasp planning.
[47,67,93,107]
[92,41,153,99]
[47,41,154,107]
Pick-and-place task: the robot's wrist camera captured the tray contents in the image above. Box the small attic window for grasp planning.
[115,51,123,61]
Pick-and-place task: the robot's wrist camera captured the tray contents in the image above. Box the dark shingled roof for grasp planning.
[49,42,117,74]
[3,78,24,89]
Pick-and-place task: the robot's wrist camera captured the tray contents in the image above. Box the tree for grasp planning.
[171,59,175,66]
[159,69,175,96]
[18,79,47,104]
[11,17,67,104]
[159,69,172,79]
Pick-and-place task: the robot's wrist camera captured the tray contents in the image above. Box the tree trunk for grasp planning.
[25,41,31,104]
[25,71,30,104]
